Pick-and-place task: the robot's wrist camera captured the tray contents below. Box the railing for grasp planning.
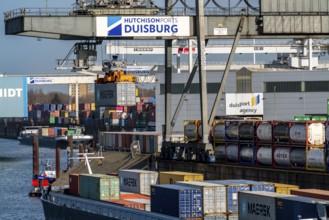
[4,8,73,20]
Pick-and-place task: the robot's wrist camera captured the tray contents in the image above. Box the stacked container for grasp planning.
[290,188,329,200]
[266,182,300,195]
[151,184,203,218]
[159,171,204,184]
[239,121,257,165]
[118,169,158,196]
[79,174,120,200]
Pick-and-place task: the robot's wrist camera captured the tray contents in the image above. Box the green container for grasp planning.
[311,116,327,121]
[79,174,111,200]
[49,117,55,124]
[67,129,76,136]
[108,176,120,199]
[294,116,311,121]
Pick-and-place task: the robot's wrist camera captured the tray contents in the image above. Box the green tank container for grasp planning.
[79,174,113,200]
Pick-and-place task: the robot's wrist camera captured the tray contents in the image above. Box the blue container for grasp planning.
[150,97,156,103]
[56,104,63,111]
[276,196,325,220]
[220,179,274,192]
[49,104,56,111]
[151,184,203,218]
[206,180,250,214]
[83,118,94,126]
[40,104,49,111]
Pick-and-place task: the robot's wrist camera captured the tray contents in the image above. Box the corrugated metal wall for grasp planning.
[261,0,329,13]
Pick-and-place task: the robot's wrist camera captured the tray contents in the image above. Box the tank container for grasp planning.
[206,180,250,214]
[256,122,272,142]
[151,184,203,218]
[273,122,290,143]
[257,146,272,166]
[214,145,226,161]
[176,181,227,215]
[119,169,158,196]
[290,148,306,168]
[239,122,255,141]
[289,122,325,145]
[225,121,239,141]
[212,121,226,143]
[226,144,239,162]
[239,144,255,164]
[184,120,200,142]
[306,147,325,170]
[159,171,204,184]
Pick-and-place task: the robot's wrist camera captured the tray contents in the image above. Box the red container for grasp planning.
[103,199,145,210]
[290,189,329,200]
[32,179,39,187]
[69,174,80,196]
[48,128,55,136]
[41,180,49,187]
[120,193,150,200]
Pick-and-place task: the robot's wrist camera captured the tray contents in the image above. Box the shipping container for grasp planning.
[224,180,274,192]
[225,121,239,142]
[212,120,226,143]
[239,143,256,165]
[119,169,158,196]
[206,180,250,214]
[95,83,136,107]
[238,191,294,220]
[69,174,80,196]
[159,171,204,184]
[176,181,227,215]
[289,122,325,146]
[276,196,327,220]
[79,174,120,200]
[290,189,329,200]
[268,183,300,195]
[103,199,145,211]
[151,184,203,218]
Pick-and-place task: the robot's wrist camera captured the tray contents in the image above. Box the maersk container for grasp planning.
[276,196,327,220]
[273,122,290,143]
[289,122,325,145]
[119,169,158,196]
[238,191,294,220]
[257,146,272,166]
[206,180,250,214]
[79,174,120,200]
[225,180,274,192]
[151,184,203,218]
[159,171,204,184]
[95,83,136,107]
[175,181,227,215]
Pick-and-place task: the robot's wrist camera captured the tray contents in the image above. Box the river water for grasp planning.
[0,138,68,220]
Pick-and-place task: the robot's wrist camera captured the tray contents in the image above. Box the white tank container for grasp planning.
[307,148,325,169]
[290,148,306,167]
[256,122,272,142]
[274,147,290,166]
[212,123,225,142]
[226,144,238,162]
[290,123,325,145]
[214,145,226,160]
[239,146,254,162]
[184,122,198,141]
[257,146,272,166]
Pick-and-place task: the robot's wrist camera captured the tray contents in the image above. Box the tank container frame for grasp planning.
[289,121,325,147]
[255,120,273,144]
[272,145,306,170]
[224,120,240,142]
[273,121,291,145]
[256,143,274,167]
[238,121,256,143]
[238,143,256,166]
[212,120,226,144]
[306,146,326,172]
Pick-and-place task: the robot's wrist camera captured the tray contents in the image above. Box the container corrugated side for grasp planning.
[103,199,145,211]
[79,174,111,200]
[221,179,275,192]
[119,169,158,196]
[290,189,329,200]
[206,180,250,214]
[271,183,300,194]
[159,171,204,184]
[151,184,203,218]
[238,191,293,220]
[108,176,120,199]
[276,196,326,220]
[176,181,227,215]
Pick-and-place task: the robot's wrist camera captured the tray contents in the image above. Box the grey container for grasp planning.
[95,83,136,107]
[119,169,158,196]
[176,181,227,215]
[79,174,117,200]
[239,191,293,220]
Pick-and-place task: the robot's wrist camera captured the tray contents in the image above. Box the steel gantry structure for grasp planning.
[4,0,329,160]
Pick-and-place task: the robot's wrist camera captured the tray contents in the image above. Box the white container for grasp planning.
[274,147,290,167]
[290,123,325,145]
[212,123,225,142]
[239,191,293,220]
[226,144,238,162]
[256,122,272,142]
[176,181,227,215]
[307,148,325,169]
[95,83,136,107]
[257,146,272,166]
[119,169,158,196]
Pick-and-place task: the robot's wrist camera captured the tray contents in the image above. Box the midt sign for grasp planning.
[0,77,27,117]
